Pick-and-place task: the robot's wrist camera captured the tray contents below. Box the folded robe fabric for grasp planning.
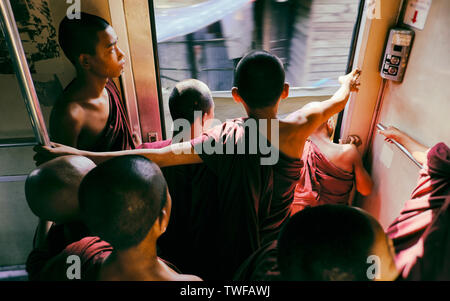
[87,79,136,151]
[27,236,112,281]
[233,240,280,281]
[292,140,354,214]
[139,119,303,280]
[28,236,180,280]
[186,118,303,279]
[406,196,450,280]
[387,143,450,279]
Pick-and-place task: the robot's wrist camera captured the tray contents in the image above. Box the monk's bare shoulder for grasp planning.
[340,143,361,164]
[50,92,86,144]
[278,120,306,159]
[51,95,85,126]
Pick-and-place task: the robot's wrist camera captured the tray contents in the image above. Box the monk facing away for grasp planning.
[34,50,361,279]
[25,155,201,281]
[234,205,399,281]
[292,118,373,214]
[50,12,136,152]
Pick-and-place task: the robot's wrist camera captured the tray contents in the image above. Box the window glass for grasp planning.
[154,0,360,135]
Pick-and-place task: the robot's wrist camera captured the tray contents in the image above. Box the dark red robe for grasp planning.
[27,236,112,281]
[292,140,354,214]
[387,143,450,279]
[138,119,302,280]
[187,118,303,279]
[88,79,135,151]
[233,240,280,281]
[27,236,180,281]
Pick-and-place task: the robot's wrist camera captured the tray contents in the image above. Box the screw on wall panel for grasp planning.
[148,132,158,143]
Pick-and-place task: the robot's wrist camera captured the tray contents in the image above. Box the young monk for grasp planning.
[379,126,450,280]
[34,50,361,279]
[50,12,136,151]
[137,78,215,149]
[291,118,373,214]
[235,205,399,281]
[278,205,399,281]
[137,79,220,279]
[25,155,96,275]
[26,155,201,281]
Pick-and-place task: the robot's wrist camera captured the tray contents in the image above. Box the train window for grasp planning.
[153,0,361,137]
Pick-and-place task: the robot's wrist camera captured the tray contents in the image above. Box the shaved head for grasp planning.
[169,79,214,124]
[79,155,168,250]
[234,50,285,108]
[25,156,96,223]
[278,205,397,281]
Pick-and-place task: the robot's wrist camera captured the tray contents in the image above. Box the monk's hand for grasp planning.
[33,142,82,166]
[339,135,362,147]
[378,126,403,144]
[339,69,361,92]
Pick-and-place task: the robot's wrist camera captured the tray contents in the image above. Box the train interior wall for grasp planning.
[357,0,450,229]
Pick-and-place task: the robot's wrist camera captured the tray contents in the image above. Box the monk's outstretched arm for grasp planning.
[285,69,361,141]
[34,142,203,167]
[378,126,429,165]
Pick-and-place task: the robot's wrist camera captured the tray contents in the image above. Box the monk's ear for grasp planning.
[157,191,171,234]
[232,87,242,104]
[280,83,289,100]
[78,54,91,70]
[202,109,213,126]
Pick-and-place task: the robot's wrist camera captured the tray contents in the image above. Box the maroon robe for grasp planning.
[407,196,450,280]
[27,236,180,281]
[138,140,221,280]
[387,143,450,279]
[233,240,280,281]
[27,236,112,281]
[292,140,354,214]
[189,118,303,279]
[87,79,135,151]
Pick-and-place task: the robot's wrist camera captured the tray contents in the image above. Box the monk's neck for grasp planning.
[100,240,165,280]
[310,131,332,145]
[247,106,278,121]
[74,72,109,100]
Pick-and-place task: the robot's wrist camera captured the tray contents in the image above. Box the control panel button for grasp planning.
[390,56,400,65]
[388,66,398,75]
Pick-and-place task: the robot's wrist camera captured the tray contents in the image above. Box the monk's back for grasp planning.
[309,136,355,173]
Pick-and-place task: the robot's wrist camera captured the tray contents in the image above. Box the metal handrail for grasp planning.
[376,123,423,169]
[0,175,28,183]
[0,0,50,146]
[0,137,37,148]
